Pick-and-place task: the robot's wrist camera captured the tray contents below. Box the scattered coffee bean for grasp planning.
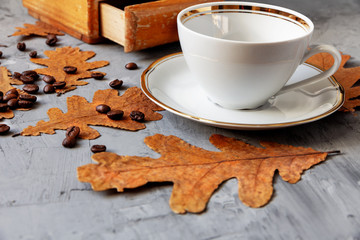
[62,126,80,148]
[18,100,33,108]
[3,93,17,102]
[20,75,35,84]
[22,70,39,80]
[23,84,39,94]
[47,34,57,40]
[130,111,145,122]
[0,91,3,98]
[63,66,77,74]
[5,88,18,97]
[125,62,138,70]
[109,79,123,89]
[0,103,9,112]
[91,144,107,153]
[62,137,77,148]
[53,81,66,89]
[0,51,2,58]
[66,126,80,138]
[96,104,111,114]
[0,124,10,134]
[12,72,21,79]
[43,84,55,94]
[19,94,37,102]
[29,51,37,58]
[107,110,124,120]
[43,75,56,84]
[17,42,26,51]
[91,72,105,80]
[7,98,18,109]
[46,34,58,46]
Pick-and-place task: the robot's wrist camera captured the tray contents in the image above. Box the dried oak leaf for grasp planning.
[306,52,360,112]
[0,66,24,119]
[11,21,64,37]
[30,46,109,94]
[21,87,164,139]
[77,134,328,214]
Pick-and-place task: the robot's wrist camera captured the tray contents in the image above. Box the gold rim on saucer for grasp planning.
[141,52,344,130]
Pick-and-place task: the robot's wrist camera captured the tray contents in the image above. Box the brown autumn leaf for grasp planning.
[0,66,25,119]
[21,87,164,139]
[77,134,329,214]
[306,52,360,112]
[11,21,64,37]
[30,46,109,94]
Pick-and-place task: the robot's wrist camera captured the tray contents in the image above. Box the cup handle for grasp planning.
[278,44,341,94]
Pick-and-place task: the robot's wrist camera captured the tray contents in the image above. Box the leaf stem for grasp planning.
[326,150,341,156]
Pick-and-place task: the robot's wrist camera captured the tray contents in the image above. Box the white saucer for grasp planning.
[141,53,344,130]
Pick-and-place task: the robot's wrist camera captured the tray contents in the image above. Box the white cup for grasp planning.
[177,1,341,109]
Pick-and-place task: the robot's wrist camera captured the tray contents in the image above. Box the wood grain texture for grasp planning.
[23,0,222,50]
[1,0,360,239]
[23,0,104,43]
[100,3,126,46]
[124,0,221,52]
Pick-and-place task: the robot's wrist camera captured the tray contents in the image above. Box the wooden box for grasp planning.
[22,0,220,52]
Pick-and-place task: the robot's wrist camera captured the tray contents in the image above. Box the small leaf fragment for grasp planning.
[11,21,64,37]
[306,52,360,112]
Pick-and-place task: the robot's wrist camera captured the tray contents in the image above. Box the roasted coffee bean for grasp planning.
[23,84,39,94]
[43,84,55,94]
[96,104,111,114]
[125,62,138,70]
[62,137,77,148]
[12,72,21,79]
[91,144,107,153]
[130,111,145,122]
[47,34,58,40]
[3,93,17,102]
[107,110,124,120]
[20,75,35,84]
[7,98,18,109]
[29,51,37,58]
[46,34,57,46]
[63,66,77,74]
[53,81,66,89]
[66,126,80,138]
[0,51,2,58]
[43,75,55,84]
[19,94,37,102]
[0,124,10,134]
[0,103,9,112]
[0,91,3,99]
[91,72,105,80]
[22,70,39,80]
[17,42,26,51]
[18,100,33,108]
[5,88,18,97]
[109,79,123,89]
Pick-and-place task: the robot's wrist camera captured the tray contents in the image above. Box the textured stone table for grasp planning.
[1,0,360,239]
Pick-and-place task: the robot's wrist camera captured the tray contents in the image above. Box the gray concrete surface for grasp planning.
[0,0,360,239]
